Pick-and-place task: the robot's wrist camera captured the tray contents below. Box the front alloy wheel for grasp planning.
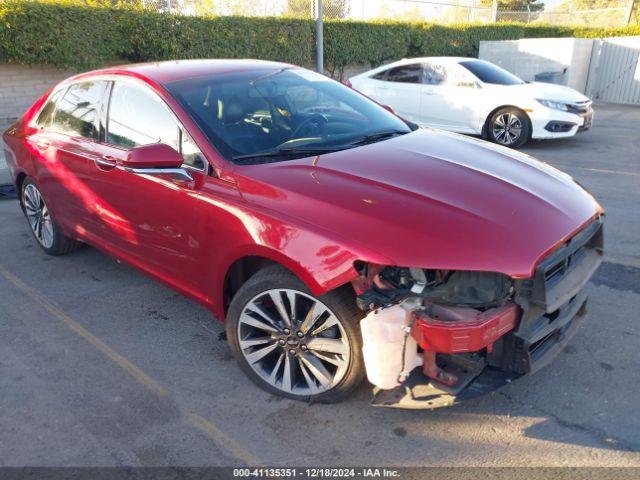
[488,107,531,148]
[227,266,365,403]
[238,289,350,396]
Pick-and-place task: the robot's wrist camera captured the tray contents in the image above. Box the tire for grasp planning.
[21,178,83,255]
[487,107,531,148]
[226,265,365,403]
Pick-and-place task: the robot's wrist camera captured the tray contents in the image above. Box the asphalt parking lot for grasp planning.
[0,104,639,467]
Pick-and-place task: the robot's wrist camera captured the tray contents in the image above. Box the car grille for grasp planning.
[505,217,604,374]
[531,216,603,313]
[544,239,588,283]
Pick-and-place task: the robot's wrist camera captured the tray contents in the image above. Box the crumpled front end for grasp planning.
[353,217,604,409]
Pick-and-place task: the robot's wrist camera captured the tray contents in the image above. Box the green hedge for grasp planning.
[1,1,639,74]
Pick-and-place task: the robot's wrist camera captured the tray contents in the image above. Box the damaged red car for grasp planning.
[3,60,604,408]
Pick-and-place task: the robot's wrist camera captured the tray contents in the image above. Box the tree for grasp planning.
[286,0,350,19]
[185,0,273,16]
[546,0,628,26]
[476,0,545,11]
[286,0,311,17]
[323,0,350,18]
[497,0,545,11]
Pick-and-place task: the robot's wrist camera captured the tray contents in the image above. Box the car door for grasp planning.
[420,62,483,133]
[369,64,424,123]
[86,79,210,300]
[26,81,109,233]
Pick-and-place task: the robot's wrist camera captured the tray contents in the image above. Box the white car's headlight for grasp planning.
[536,99,569,111]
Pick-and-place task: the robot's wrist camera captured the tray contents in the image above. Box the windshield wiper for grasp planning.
[231,130,409,162]
[347,129,409,147]
[231,146,348,162]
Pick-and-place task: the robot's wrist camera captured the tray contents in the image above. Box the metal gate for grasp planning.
[586,36,640,105]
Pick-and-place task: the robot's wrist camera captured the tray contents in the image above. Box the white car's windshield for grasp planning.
[459,60,524,86]
[166,68,411,164]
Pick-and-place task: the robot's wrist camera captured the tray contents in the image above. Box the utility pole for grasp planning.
[316,0,324,74]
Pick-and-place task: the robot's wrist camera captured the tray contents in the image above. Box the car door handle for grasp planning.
[422,89,436,95]
[95,155,117,170]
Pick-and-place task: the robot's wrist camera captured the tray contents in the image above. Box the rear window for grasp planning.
[35,89,64,128]
[459,60,524,86]
[51,81,108,140]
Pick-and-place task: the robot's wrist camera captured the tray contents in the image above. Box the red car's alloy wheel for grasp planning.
[23,183,55,249]
[236,288,351,396]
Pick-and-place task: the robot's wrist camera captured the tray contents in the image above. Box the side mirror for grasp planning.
[123,143,184,169]
[381,104,396,115]
[122,143,193,181]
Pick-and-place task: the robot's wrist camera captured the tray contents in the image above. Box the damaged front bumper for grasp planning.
[364,217,603,409]
[372,295,588,409]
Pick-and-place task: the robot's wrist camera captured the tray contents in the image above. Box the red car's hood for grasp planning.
[235,129,601,278]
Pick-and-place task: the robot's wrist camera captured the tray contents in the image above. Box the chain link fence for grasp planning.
[139,0,636,27]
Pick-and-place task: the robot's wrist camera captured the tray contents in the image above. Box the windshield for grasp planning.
[165,68,411,164]
[459,60,524,86]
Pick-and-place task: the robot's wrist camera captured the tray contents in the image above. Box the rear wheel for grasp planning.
[21,178,82,255]
[487,107,531,148]
[226,266,365,403]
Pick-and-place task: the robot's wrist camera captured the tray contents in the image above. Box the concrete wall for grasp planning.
[479,38,595,93]
[0,63,75,131]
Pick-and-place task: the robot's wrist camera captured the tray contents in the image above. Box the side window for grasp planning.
[35,89,65,129]
[424,63,447,86]
[51,81,107,140]
[107,82,179,151]
[447,65,478,88]
[107,81,207,170]
[371,70,388,80]
[386,64,423,84]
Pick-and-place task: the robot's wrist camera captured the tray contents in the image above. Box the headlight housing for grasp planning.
[536,99,569,112]
[352,263,514,310]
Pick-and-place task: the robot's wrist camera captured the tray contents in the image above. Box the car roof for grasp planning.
[402,57,474,63]
[386,57,482,68]
[351,57,483,78]
[66,59,293,85]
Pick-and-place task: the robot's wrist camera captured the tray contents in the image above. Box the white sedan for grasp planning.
[347,57,594,148]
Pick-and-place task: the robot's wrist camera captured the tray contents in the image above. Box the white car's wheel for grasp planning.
[487,107,531,148]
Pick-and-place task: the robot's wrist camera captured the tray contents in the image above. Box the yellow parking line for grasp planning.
[578,167,640,177]
[187,412,263,466]
[0,265,166,396]
[0,264,262,466]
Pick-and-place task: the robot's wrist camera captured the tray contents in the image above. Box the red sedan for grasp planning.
[3,60,603,407]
